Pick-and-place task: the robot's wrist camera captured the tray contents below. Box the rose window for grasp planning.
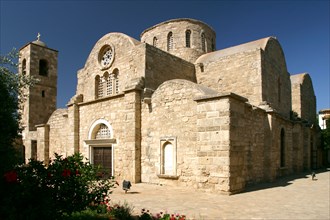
[101,48,113,67]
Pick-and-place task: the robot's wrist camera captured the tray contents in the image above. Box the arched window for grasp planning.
[201,32,206,52]
[95,75,103,98]
[159,137,177,177]
[153,37,158,47]
[22,59,26,75]
[113,68,119,94]
[280,128,285,167]
[167,32,173,51]
[185,30,191,48]
[104,72,112,96]
[162,142,173,175]
[39,59,48,76]
[95,124,111,139]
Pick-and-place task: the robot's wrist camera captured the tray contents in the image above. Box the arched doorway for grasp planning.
[85,119,116,177]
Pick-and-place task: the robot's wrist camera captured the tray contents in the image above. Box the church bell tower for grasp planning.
[19,34,58,161]
[19,33,58,131]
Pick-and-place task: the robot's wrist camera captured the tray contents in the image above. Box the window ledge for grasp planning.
[157,174,179,180]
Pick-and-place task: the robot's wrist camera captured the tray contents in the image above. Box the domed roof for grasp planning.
[32,33,47,47]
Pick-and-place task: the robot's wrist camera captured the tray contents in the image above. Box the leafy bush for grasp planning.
[1,153,115,220]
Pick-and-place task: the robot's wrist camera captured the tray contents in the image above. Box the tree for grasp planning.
[321,118,330,150]
[0,49,35,173]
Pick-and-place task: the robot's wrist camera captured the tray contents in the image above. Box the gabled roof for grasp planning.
[195,37,275,64]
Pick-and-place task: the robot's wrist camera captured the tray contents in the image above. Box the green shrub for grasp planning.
[1,153,115,219]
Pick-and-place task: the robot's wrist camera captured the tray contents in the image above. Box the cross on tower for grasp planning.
[37,33,41,41]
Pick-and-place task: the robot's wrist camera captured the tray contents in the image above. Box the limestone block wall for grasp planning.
[194,96,232,193]
[226,96,304,192]
[145,44,196,91]
[47,109,69,158]
[19,43,58,131]
[78,90,141,182]
[76,33,143,102]
[22,130,37,162]
[292,123,304,172]
[261,39,291,118]
[270,116,295,176]
[141,80,207,187]
[141,18,216,63]
[291,73,316,124]
[196,49,263,107]
[36,125,49,163]
[228,97,268,192]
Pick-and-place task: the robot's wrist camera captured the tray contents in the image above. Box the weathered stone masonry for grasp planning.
[20,18,322,194]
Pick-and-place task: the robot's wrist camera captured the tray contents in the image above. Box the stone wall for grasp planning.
[77,89,141,182]
[144,44,196,91]
[196,49,263,107]
[291,73,316,124]
[47,109,69,158]
[76,33,143,103]
[19,43,58,131]
[261,38,292,118]
[141,80,207,187]
[141,18,216,63]
[194,95,232,193]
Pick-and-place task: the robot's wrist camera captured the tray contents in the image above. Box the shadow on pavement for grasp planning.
[241,168,329,194]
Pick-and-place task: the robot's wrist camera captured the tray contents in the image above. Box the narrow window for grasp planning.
[95,76,99,98]
[107,75,113,95]
[201,32,206,52]
[115,76,119,94]
[113,68,119,94]
[95,75,103,98]
[105,72,112,96]
[163,143,173,175]
[39,59,48,76]
[167,32,173,51]
[200,64,204,72]
[185,30,191,48]
[160,137,177,177]
[22,59,26,75]
[280,128,285,167]
[41,90,45,97]
[153,37,158,47]
[31,140,37,160]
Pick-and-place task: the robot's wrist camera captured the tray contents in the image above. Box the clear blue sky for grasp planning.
[1,0,329,112]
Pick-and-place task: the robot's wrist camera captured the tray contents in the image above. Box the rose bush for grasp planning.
[1,153,115,220]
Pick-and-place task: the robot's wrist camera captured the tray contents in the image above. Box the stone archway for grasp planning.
[85,119,116,177]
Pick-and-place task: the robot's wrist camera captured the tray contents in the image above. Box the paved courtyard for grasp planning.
[110,169,330,219]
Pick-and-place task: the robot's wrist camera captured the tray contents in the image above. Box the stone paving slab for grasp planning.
[110,169,330,219]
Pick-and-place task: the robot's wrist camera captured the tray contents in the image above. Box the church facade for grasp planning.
[19,18,321,194]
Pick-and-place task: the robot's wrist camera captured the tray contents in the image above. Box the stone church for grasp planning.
[19,18,321,194]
